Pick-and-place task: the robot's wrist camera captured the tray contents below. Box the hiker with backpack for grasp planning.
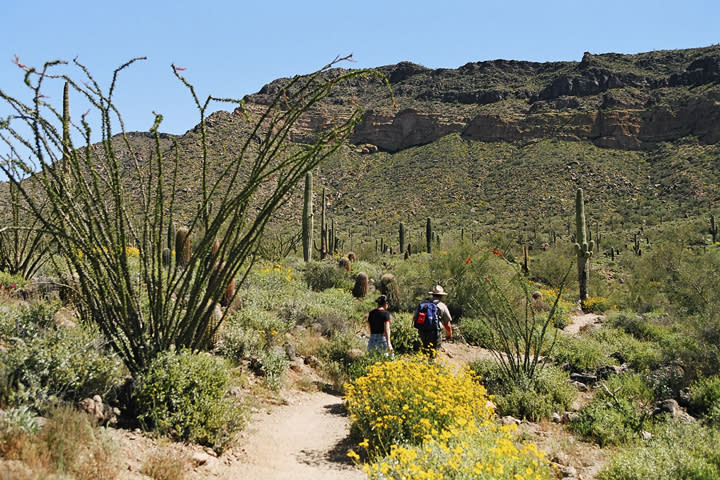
[367,295,394,354]
[413,285,453,355]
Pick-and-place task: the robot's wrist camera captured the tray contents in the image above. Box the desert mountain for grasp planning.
[122,45,720,247]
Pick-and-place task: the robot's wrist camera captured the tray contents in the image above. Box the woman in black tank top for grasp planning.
[367,295,393,353]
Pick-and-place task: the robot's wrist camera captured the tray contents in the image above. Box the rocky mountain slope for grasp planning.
[242,45,720,152]
[86,45,720,247]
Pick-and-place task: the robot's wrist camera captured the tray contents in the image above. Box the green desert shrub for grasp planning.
[688,375,720,425]
[458,316,496,348]
[303,260,351,291]
[591,327,663,371]
[135,349,247,453]
[316,331,366,391]
[469,361,575,421]
[387,312,420,354]
[607,311,669,341]
[218,306,291,361]
[598,421,720,480]
[0,271,27,291]
[0,303,125,409]
[570,373,653,447]
[548,333,607,373]
[254,348,288,392]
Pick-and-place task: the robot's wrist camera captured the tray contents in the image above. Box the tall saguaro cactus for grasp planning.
[302,172,313,262]
[399,222,406,254]
[320,187,328,259]
[573,188,594,307]
[426,217,432,254]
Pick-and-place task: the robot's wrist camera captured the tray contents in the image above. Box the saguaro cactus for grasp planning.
[710,214,718,244]
[302,172,313,262]
[399,222,406,255]
[320,187,327,259]
[426,217,432,254]
[573,189,594,306]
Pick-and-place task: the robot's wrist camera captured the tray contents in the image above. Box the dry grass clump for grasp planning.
[0,404,119,479]
[141,447,191,480]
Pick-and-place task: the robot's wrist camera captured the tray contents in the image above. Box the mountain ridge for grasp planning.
[236,44,720,152]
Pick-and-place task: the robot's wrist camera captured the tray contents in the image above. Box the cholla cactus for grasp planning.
[573,189,594,306]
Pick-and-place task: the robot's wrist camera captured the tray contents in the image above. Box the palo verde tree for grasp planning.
[0,55,383,375]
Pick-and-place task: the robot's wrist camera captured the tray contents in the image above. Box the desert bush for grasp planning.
[688,375,720,425]
[344,355,494,455]
[303,260,351,291]
[548,333,608,372]
[316,331,365,391]
[497,367,576,421]
[457,316,495,347]
[254,348,288,392]
[358,421,555,480]
[570,373,653,446]
[218,306,291,361]
[591,328,663,372]
[607,311,668,341]
[530,243,578,289]
[469,361,575,421]
[385,254,433,312]
[598,421,720,480]
[386,312,420,354]
[0,302,125,409]
[134,349,247,453]
[0,271,27,291]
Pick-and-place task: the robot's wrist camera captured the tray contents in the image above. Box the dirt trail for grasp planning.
[226,389,364,480]
[111,314,607,480]
[564,311,604,335]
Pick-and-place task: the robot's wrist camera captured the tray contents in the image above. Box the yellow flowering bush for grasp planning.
[344,355,495,455]
[583,296,609,313]
[360,422,555,480]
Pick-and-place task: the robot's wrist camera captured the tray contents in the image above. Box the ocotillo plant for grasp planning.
[302,172,313,262]
[573,188,594,306]
[0,55,380,375]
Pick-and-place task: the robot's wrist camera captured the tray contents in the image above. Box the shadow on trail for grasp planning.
[296,400,358,468]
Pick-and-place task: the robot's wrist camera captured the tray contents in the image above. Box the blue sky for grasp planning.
[2,0,718,136]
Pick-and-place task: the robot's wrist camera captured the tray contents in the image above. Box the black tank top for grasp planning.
[368,308,391,334]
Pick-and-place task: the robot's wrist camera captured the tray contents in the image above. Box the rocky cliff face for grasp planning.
[240,46,720,152]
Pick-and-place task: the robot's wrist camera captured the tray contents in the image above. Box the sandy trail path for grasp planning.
[225,389,364,480]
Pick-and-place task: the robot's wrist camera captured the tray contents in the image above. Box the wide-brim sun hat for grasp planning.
[429,285,448,296]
